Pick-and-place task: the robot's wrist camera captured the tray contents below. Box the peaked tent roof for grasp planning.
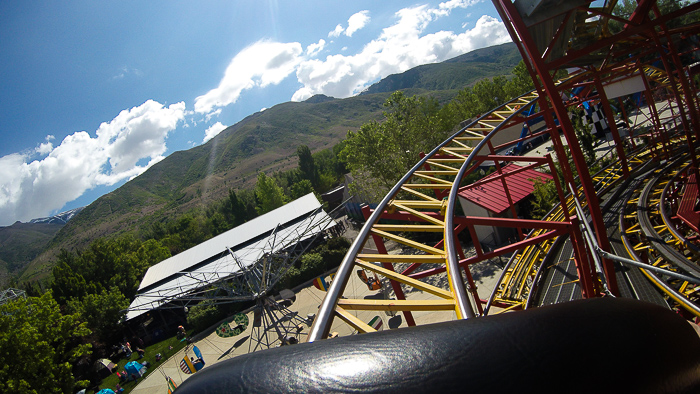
[458,164,553,214]
[125,193,334,320]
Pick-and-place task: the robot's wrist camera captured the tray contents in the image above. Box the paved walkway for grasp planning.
[130,255,504,393]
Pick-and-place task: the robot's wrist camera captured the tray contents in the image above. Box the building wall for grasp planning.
[458,197,519,248]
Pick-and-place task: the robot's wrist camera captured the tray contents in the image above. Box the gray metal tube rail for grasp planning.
[443,96,540,318]
[308,91,539,341]
[569,175,700,286]
[567,183,614,296]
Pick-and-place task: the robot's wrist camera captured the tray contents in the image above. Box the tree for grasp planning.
[299,253,325,277]
[224,189,250,227]
[610,0,699,33]
[505,60,535,98]
[530,178,558,220]
[0,292,91,393]
[51,256,90,305]
[51,235,170,304]
[186,300,221,333]
[67,287,129,344]
[289,179,315,200]
[255,172,287,215]
[297,145,319,187]
[571,109,597,167]
[341,91,454,201]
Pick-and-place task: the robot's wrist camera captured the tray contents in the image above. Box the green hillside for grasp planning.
[19,42,521,283]
[0,222,63,284]
[362,42,519,94]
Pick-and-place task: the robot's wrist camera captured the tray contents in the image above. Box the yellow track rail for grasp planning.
[308,91,544,339]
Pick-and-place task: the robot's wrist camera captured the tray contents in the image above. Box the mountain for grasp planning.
[361,42,519,94]
[29,207,85,225]
[19,42,521,283]
[0,207,86,286]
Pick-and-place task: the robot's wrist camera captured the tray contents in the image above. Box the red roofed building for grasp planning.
[458,164,553,246]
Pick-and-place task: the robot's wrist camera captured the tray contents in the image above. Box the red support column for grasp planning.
[493,0,618,295]
[569,217,598,298]
[640,70,667,159]
[655,13,700,142]
[650,29,700,166]
[594,78,630,177]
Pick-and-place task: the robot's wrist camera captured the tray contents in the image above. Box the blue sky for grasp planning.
[0,0,511,226]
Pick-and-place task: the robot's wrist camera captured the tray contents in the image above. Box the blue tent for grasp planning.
[124,361,145,378]
[97,390,115,394]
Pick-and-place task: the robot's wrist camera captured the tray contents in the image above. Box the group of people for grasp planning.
[116,338,146,359]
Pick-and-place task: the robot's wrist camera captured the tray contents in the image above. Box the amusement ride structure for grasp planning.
[172,1,700,391]
[125,193,336,351]
[303,0,700,341]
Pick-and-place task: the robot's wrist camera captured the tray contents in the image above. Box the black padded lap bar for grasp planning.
[175,298,700,393]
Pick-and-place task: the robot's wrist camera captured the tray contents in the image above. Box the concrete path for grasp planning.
[130,255,504,393]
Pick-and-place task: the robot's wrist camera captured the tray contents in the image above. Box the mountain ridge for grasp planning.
[15,42,521,284]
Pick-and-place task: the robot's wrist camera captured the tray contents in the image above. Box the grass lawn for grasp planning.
[95,335,190,393]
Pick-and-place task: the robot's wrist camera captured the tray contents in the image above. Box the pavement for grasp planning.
[129,246,504,394]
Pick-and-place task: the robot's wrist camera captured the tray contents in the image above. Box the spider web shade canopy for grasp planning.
[125,193,336,321]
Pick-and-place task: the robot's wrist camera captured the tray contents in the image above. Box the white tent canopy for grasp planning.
[125,193,335,321]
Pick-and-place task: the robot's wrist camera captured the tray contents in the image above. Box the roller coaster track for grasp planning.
[494,131,692,309]
[307,89,550,339]
[621,149,700,317]
[304,70,623,339]
[308,60,697,340]
[488,144,653,312]
[472,64,687,312]
[484,63,690,312]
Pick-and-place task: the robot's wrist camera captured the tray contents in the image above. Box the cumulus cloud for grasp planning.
[193,41,303,115]
[35,135,55,155]
[329,24,344,38]
[436,0,480,16]
[197,2,507,108]
[1,3,510,226]
[346,11,370,37]
[203,122,227,144]
[292,7,510,101]
[306,39,326,56]
[0,100,185,225]
[205,108,222,122]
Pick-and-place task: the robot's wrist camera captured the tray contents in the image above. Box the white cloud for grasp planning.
[292,6,510,101]
[203,122,227,143]
[0,100,185,225]
[437,0,480,15]
[35,135,55,155]
[306,39,326,56]
[346,11,370,37]
[205,108,222,122]
[193,41,303,115]
[329,24,344,38]
[196,2,506,108]
[111,66,143,80]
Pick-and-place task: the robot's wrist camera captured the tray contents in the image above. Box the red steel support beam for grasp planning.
[569,216,599,298]
[640,69,668,160]
[547,2,700,70]
[594,78,630,178]
[649,27,700,178]
[493,0,619,295]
